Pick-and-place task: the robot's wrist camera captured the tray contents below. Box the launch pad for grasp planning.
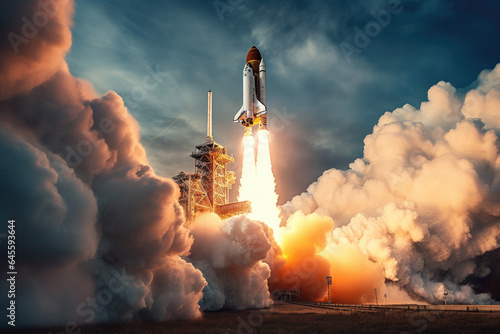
[174,91,251,225]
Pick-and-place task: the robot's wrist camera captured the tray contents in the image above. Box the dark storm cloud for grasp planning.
[66,0,500,204]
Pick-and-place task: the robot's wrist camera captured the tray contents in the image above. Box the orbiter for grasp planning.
[233,46,268,131]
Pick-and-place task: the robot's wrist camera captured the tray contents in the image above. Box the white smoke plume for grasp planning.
[281,64,500,304]
[2,2,499,329]
[0,1,275,328]
[188,213,273,311]
[0,0,209,327]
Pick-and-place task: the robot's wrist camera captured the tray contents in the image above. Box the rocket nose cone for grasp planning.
[246,46,262,63]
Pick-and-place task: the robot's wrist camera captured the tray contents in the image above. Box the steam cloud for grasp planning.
[281,64,500,304]
[1,0,500,329]
[0,0,274,328]
[188,213,272,311]
[0,0,209,327]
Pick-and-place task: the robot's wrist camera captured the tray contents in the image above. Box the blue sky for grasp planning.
[66,0,500,203]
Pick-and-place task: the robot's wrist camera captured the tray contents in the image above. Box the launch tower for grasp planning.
[174,91,251,225]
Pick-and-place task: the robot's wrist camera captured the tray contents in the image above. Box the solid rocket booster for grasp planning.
[233,46,267,129]
[258,58,267,131]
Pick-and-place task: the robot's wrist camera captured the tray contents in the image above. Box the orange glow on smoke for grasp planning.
[322,244,385,304]
[238,130,384,304]
[275,212,333,300]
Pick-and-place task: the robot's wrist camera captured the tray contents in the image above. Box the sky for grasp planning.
[1,1,500,326]
[66,0,500,204]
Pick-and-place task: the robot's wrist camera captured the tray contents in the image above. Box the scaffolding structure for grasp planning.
[172,172,212,219]
[174,91,251,226]
[274,287,301,302]
[191,139,234,209]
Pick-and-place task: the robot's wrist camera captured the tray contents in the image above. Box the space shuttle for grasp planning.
[233,46,268,131]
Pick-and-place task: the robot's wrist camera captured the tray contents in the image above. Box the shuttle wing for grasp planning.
[233,106,246,122]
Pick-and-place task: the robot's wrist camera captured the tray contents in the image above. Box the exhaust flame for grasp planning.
[237,134,257,203]
[254,130,281,234]
[238,130,281,239]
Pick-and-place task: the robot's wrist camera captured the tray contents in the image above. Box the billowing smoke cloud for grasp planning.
[281,64,500,304]
[0,123,98,325]
[0,0,208,327]
[0,0,73,100]
[269,212,332,300]
[188,213,272,311]
[2,1,500,328]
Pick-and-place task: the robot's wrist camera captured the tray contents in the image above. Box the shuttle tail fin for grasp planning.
[254,98,267,117]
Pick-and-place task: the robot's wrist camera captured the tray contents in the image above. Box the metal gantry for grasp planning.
[172,172,212,226]
[173,91,251,226]
[191,138,235,209]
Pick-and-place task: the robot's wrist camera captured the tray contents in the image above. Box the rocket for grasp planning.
[233,46,268,131]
